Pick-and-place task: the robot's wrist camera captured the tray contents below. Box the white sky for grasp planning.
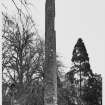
[29,0,105,75]
[56,0,105,75]
[0,0,105,104]
[1,0,105,74]
[1,0,105,73]
[31,0,105,75]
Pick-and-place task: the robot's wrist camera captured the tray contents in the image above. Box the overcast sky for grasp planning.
[1,0,105,74]
[56,0,105,75]
[31,0,105,75]
[34,0,105,75]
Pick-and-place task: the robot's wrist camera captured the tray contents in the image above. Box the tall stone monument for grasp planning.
[44,0,57,105]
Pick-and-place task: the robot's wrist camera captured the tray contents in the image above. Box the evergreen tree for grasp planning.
[66,38,102,105]
[66,38,93,98]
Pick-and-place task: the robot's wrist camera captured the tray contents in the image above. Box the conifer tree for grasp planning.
[66,38,93,97]
[66,38,102,105]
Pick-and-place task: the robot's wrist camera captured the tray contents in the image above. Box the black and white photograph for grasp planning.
[1,0,104,105]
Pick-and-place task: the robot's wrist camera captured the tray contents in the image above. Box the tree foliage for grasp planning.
[81,74,102,105]
[66,38,93,86]
[2,1,45,105]
[66,38,102,105]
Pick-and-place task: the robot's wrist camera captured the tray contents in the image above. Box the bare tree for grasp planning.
[2,1,45,105]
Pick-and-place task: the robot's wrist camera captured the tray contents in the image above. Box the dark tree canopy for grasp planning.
[72,38,89,62]
[66,38,102,105]
[81,74,102,105]
[66,38,93,84]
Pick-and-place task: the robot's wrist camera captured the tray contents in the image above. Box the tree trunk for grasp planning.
[80,69,81,97]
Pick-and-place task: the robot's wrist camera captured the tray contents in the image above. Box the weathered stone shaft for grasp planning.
[44,0,57,105]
